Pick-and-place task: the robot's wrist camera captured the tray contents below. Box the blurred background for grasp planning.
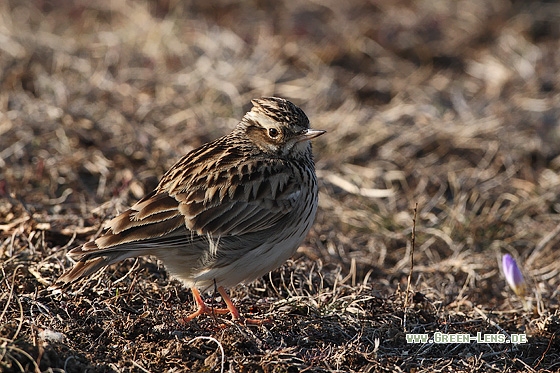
[3,0,560,282]
[0,0,560,302]
[1,0,560,371]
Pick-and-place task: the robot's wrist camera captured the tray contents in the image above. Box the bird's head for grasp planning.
[240,97,325,158]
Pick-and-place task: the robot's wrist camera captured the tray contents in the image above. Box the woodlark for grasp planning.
[54,97,325,323]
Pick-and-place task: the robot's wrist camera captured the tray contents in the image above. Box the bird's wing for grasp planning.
[69,138,301,258]
[158,144,302,236]
[66,192,189,257]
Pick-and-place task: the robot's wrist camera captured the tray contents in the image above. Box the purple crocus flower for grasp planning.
[502,254,525,296]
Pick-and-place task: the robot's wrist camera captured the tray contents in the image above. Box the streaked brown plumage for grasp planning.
[54,97,325,322]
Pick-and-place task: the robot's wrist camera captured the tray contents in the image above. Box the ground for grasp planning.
[1,0,559,372]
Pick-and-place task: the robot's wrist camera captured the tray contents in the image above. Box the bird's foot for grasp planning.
[180,286,270,325]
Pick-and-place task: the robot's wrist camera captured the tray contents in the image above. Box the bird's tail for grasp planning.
[49,241,139,290]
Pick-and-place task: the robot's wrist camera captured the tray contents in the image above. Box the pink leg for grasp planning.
[217,286,240,320]
[182,287,230,322]
[182,287,269,324]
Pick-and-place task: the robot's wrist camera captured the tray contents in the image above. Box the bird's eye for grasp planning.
[268,128,279,138]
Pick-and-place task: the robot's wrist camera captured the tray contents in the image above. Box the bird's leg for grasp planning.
[182,286,268,324]
[218,286,271,325]
[182,287,231,323]
[217,286,240,320]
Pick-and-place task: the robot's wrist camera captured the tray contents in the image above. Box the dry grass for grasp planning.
[1,0,560,372]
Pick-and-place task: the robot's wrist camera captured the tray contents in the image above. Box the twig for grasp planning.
[1,264,24,340]
[188,336,225,373]
[513,357,537,373]
[131,360,152,373]
[527,221,560,266]
[473,307,511,340]
[533,332,555,369]
[403,203,418,332]
[404,203,418,308]
[0,338,40,373]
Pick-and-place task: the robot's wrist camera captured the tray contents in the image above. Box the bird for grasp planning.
[53,97,325,323]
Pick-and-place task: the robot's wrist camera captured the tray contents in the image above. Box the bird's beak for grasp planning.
[296,129,326,142]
